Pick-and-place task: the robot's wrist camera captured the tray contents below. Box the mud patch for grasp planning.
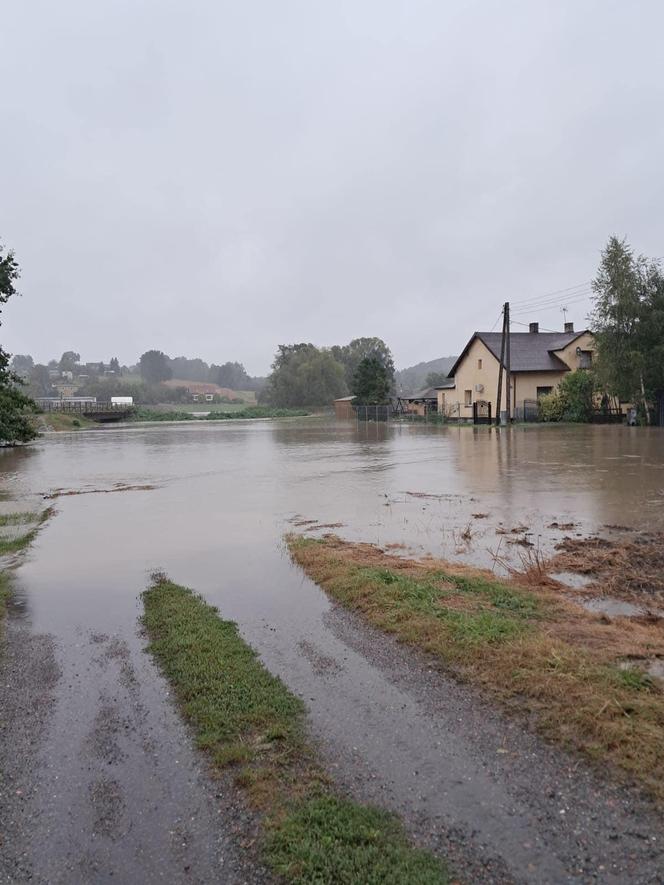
[297,639,344,677]
[90,778,126,840]
[44,483,156,500]
[87,699,128,765]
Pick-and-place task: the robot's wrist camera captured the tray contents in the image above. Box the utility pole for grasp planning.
[495,303,507,426]
[505,301,511,422]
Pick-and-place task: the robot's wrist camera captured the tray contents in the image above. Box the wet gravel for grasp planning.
[0,605,271,884]
[305,601,664,884]
[0,612,59,883]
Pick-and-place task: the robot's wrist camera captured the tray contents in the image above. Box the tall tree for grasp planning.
[109,357,121,374]
[10,354,34,378]
[0,243,37,443]
[170,356,209,382]
[591,237,664,420]
[212,361,250,390]
[351,356,392,404]
[261,344,346,407]
[59,351,80,373]
[139,350,172,384]
[332,337,395,390]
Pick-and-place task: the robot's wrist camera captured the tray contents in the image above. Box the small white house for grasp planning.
[111,396,134,406]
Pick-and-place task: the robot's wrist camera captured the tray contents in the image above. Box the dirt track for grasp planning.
[0,604,269,884]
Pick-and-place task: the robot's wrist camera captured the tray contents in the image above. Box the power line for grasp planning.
[489,308,504,332]
[511,292,593,317]
[511,280,592,308]
[511,287,594,312]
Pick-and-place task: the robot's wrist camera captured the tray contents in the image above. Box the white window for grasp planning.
[464,389,472,407]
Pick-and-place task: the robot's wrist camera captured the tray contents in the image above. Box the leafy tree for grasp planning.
[212,361,251,390]
[352,356,392,404]
[139,349,172,384]
[591,237,664,420]
[27,364,57,398]
[261,344,346,407]
[424,371,449,388]
[59,351,80,373]
[109,357,120,374]
[332,338,395,390]
[10,354,34,378]
[170,356,209,382]
[0,243,37,443]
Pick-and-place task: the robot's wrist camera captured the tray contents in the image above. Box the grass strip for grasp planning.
[286,534,664,800]
[0,511,40,527]
[0,508,53,557]
[142,574,449,883]
[0,572,9,622]
[133,406,310,422]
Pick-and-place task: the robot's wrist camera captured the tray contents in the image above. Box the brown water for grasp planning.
[3,419,664,883]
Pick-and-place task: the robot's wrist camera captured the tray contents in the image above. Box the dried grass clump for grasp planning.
[553,532,664,602]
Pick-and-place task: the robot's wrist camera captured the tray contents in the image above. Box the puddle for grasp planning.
[550,571,594,590]
[571,594,664,619]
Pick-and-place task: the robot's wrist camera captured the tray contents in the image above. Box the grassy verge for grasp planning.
[286,534,664,800]
[0,572,9,621]
[133,406,310,422]
[142,574,449,883]
[0,508,54,634]
[0,508,53,557]
[35,412,94,431]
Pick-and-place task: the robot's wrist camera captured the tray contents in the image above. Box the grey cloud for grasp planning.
[2,0,663,373]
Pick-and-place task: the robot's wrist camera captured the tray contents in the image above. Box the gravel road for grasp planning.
[0,594,270,885]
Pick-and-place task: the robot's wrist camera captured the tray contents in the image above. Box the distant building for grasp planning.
[398,387,438,416]
[333,395,355,419]
[438,322,595,421]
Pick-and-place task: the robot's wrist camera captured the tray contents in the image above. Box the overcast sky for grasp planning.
[1,1,663,374]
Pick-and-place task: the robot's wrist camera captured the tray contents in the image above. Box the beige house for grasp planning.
[437,322,595,421]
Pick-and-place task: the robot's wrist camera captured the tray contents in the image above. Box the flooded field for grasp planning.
[3,419,664,883]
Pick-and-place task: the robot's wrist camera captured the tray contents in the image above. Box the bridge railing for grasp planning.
[36,400,135,413]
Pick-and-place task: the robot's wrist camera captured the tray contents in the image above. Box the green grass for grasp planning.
[133,406,311,422]
[0,572,9,621]
[142,574,449,883]
[35,412,95,431]
[266,795,446,884]
[358,564,540,643]
[0,511,40,527]
[142,574,304,767]
[0,508,53,557]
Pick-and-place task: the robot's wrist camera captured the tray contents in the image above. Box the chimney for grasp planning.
[564,321,574,333]
[529,322,539,334]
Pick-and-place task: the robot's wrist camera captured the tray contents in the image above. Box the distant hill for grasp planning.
[395,356,457,394]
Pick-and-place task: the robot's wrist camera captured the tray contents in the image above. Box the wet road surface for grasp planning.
[1,419,664,883]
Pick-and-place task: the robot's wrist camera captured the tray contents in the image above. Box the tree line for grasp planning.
[258,338,395,407]
[10,347,265,401]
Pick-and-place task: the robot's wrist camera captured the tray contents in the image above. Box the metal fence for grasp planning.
[354,404,392,422]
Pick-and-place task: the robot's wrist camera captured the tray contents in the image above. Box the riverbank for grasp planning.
[142,573,449,883]
[131,406,311,422]
[0,509,54,613]
[287,533,664,800]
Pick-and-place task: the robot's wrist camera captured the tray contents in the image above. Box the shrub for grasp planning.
[537,371,597,423]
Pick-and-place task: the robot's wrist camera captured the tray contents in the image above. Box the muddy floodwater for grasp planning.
[2,419,664,883]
